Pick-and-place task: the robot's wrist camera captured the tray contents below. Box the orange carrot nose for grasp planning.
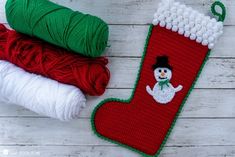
[161,72,165,77]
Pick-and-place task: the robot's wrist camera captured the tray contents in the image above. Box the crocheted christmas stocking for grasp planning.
[92,1,226,156]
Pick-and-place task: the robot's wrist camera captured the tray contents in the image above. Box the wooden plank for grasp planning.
[0,0,234,25]
[0,145,234,157]
[107,58,235,89]
[0,0,6,24]
[0,89,235,118]
[106,25,235,58]
[49,0,235,26]
[2,23,235,58]
[160,146,235,157]
[0,58,233,90]
[0,146,138,157]
[0,118,235,146]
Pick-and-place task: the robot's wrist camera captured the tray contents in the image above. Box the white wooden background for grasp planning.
[0,0,235,156]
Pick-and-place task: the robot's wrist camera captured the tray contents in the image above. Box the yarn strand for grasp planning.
[5,0,109,57]
[211,1,226,22]
[0,60,86,121]
[0,24,110,96]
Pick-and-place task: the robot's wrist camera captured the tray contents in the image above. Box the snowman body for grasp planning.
[152,83,176,104]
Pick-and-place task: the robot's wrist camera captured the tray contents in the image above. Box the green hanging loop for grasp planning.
[211,1,226,22]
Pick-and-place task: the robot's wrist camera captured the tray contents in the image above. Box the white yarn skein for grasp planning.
[0,60,86,121]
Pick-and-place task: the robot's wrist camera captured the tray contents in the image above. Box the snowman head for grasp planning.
[154,67,172,81]
[152,56,173,82]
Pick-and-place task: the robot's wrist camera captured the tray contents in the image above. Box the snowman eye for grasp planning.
[164,70,167,73]
[158,69,161,73]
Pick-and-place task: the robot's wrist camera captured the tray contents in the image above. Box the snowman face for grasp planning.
[154,67,172,82]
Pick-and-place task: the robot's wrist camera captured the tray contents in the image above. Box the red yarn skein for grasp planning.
[0,24,110,96]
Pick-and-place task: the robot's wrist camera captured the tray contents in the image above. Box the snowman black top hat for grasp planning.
[152,56,172,70]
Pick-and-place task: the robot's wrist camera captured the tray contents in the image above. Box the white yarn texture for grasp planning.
[152,0,224,49]
[0,60,86,121]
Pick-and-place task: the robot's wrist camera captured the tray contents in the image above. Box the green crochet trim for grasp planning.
[91,2,226,156]
[211,1,226,22]
[91,24,212,157]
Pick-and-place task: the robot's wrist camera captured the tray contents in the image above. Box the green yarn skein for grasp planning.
[5,0,109,57]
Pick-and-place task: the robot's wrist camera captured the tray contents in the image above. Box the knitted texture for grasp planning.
[92,25,209,156]
[0,24,110,96]
[152,0,224,49]
[5,0,109,57]
[92,1,225,156]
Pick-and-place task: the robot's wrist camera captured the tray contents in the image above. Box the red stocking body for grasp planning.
[92,25,209,156]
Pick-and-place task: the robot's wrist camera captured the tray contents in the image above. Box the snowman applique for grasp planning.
[146,56,183,104]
